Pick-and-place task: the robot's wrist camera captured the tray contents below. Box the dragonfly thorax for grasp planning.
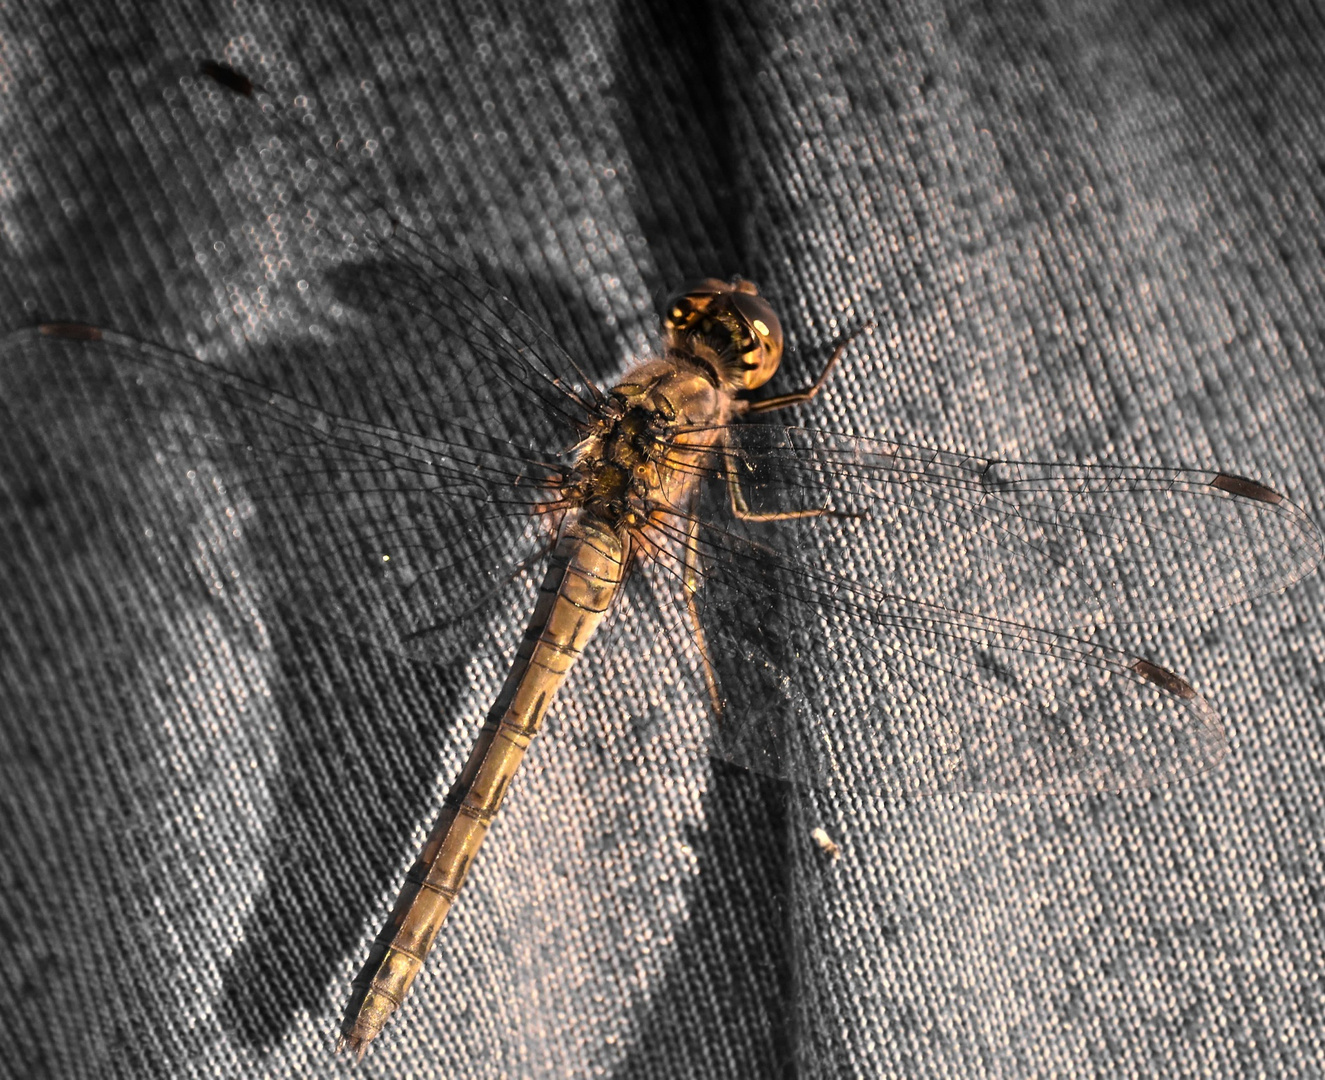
[565,357,734,534]
[567,401,669,529]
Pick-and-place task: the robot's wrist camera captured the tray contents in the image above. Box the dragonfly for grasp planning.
[5,62,1321,1059]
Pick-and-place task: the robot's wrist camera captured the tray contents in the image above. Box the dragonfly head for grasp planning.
[662,278,784,391]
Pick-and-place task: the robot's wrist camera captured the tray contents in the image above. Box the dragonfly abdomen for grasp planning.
[338,512,625,1058]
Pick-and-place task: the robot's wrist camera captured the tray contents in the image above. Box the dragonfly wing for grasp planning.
[1,71,621,663]
[1,319,572,663]
[646,424,1321,794]
[676,423,1323,628]
[197,61,616,431]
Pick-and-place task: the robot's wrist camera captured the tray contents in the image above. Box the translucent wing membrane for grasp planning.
[209,65,611,438]
[3,66,616,661]
[634,501,1230,795]
[631,425,1320,792]
[5,325,561,659]
[675,425,1324,628]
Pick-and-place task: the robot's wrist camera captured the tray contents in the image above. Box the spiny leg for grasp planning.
[723,448,860,524]
[743,320,876,415]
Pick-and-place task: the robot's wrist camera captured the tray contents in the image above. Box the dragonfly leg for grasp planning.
[742,320,875,415]
[724,452,847,523]
[682,499,724,721]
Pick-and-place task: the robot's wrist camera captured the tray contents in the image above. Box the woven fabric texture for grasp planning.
[2,1,1323,1077]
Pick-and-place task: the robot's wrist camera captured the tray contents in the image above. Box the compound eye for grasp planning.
[728,290,783,349]
[665,278,727,326]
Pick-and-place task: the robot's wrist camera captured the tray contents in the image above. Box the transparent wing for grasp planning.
[630,423,1322,795]
[1,321,578,660]
[681,424,1323,627]
[196,61,613,433]
[1,65,618,661]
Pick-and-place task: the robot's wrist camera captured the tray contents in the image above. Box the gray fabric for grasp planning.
[2,1,1323,1077]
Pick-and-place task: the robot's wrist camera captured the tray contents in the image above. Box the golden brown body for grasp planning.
[338,510,626,1055]
[338,295,768,1056]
